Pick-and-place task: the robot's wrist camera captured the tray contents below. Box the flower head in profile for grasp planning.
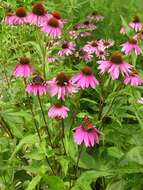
[87,11,104,22]
[58,41,75,56]
[13,57,33,77]
[120,25,127,35]
[5,7,28,25]
[26,75,47,96]
[96,50,108,60]
[41,17,63,38]
[124,69,143,86]
[99,39,114,49]
[51,11,64,26]
[121,38,141,56]
[97,51,132,80]
[134,30,143,40]
[76,20,96,29]
[83,40,103,55]
[73,116,101,147]
[129,16,142,32]
[72,66,99,89]
[48,103,69,119]
[47,72,77,100]
[79,31,91,37]
[77,49,93,62]
[27,2,50,26]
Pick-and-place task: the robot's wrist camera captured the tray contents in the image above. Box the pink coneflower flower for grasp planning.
[4,12,15,25]
[79,31,91,37]
[13,57,33,77]
[97,52,132,80]
[26,76,47,96]
[58,42,75,56]
[76,20,96,29]
[134,30,143,40]
[41,17,63,38]
[46,11,65,28]
[83,40,103,54]
[48,56,58,63]
[47,72,77,100]
[72,66,99,89]
[48,103,69,119]
[96,50,108,60]
[129,16,142,32]
[5,7,28,25]
[124,69,143,86]
[27,2,50,26]
[120,25,127,35]
[69,30,78,39]
[73,116,100,147]
[99,39,114,49]
[87,11,104,22]
[121,38,141,56]
[77,49,93,62]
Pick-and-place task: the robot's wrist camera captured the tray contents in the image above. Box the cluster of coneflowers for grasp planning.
[4,2,143,151]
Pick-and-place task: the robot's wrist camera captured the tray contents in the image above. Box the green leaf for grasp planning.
[72,170,113,190]
[10,134,38,159]
[43,176,66,190]
[125,146,143,165]
[106,179,126,190]
[26,175,41,190]
[107,147,124,159]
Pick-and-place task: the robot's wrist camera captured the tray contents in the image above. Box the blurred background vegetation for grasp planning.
[1,0,143,39]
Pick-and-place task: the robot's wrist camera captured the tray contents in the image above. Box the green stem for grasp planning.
[0,115,14,138]
[75,145,83,179]
[61,119,66,154]
[37,95,53,147]
[23,78,42,141]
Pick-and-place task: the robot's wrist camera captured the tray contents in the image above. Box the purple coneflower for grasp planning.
[26,76,47,96]
[5,7,28,25]
[48,56,58,63]
[77,49,93,62]
[134,30,143,40]
[69,30,78,39]
[47,72,77,100]
[48,103,69,119]
[96,50,107,60]
[83,40,103,54]
[124,69,143,86]
[51,11,64,26]
[121,38,141,56]
[27,2,50,26]
[76,20,96,29]
[129,16,142,32]
[58,42,75,56]
[73,116,100,147]
[87,11,104,22]
[97,52,132,80]
[79,31,91,37]
[72,66,99,89]
[41,17,63,38]
[99,39,114,49]
[120,25,127,35]
[13,57,33,77]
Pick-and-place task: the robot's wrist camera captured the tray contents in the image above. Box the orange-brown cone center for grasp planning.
[82,66,92,75]
[56,72,69,86]
[16,7,27,17]
[32,3,45,16]
[110,52,123,64]
[48,18,59,27]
